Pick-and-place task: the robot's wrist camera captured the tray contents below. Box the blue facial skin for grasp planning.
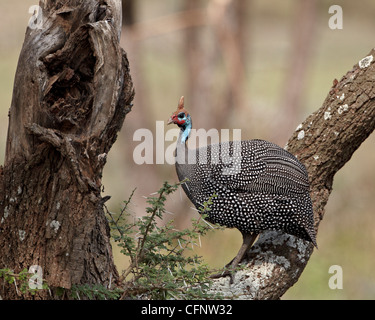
[178,114,192,143]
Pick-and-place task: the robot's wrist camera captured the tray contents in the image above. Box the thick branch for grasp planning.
[210,49,375,299]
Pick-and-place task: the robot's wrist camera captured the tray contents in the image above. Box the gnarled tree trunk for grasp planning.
[0,0,134,299]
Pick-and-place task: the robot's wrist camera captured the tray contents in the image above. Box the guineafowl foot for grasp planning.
[210,269,236,284]
[209,233,258,284]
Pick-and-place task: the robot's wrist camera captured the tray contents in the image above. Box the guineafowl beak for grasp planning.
[167,117,174,125]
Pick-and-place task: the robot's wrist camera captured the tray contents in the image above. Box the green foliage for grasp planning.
[0,268,48,296]
[70,283,123,300]
[106,180,223,300]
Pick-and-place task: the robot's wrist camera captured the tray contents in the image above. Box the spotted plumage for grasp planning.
[168,97,317,277]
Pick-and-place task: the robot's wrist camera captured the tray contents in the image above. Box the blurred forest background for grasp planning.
[1,0,374,299]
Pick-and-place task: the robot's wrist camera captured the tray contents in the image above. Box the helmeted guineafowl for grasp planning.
[168,96,317,280]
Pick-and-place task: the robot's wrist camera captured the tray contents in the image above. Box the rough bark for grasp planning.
[210,49,375,299]
[0,0,134,299]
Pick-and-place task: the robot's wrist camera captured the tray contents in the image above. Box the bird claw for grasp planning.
[209,269,235,284]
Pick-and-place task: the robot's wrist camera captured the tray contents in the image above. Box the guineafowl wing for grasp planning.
[207,139,310,196]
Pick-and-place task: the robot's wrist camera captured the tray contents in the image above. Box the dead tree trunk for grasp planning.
[210,49,375,299]
[0,0,134,299]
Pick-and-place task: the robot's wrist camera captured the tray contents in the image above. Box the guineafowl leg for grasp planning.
[210,233,258,284]
[228,233,258,268]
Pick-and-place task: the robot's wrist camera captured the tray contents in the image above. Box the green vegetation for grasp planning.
[106,181,223,300]
[0,267,48,296]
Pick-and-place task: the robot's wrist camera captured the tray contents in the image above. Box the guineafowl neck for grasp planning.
[176,129,189,166]
[175,126,197,185]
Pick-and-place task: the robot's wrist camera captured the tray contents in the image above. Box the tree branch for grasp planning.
[209,49,375,299]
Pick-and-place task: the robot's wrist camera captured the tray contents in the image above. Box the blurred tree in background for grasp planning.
[0,0,375,299]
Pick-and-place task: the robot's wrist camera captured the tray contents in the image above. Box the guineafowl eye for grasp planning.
[178,112,185,119]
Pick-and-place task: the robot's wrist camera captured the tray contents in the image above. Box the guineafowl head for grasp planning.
[168,96,192,143]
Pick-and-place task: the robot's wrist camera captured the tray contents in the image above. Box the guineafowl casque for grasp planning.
[168,97,317,281]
